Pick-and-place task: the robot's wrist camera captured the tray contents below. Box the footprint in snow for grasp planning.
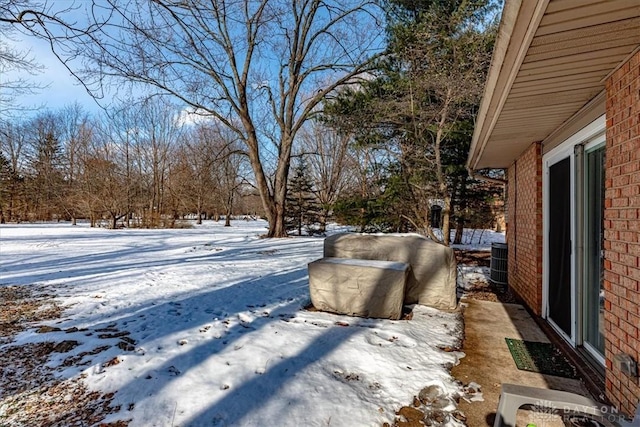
[237,313,255,328]
[365,330,417,348]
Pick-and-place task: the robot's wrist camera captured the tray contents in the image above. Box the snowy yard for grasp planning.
[0,220,503,427]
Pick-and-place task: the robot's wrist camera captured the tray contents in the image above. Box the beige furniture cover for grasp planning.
[323,233,457,309]
[308,257,409,320]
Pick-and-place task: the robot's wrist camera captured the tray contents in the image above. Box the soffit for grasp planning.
[468,0,640,170]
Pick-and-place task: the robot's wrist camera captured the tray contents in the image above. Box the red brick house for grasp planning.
[467,0,640,416]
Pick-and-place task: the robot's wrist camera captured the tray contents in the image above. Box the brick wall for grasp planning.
[604,51,640,416]
[506,142,543,315]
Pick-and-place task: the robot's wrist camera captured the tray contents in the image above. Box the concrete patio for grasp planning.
[452,298,599,426]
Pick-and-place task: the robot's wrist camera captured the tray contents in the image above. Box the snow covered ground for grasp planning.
[450,228,505,252]
[452,228,505,292]
[0,220,503,426]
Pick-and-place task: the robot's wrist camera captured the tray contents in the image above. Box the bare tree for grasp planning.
[79,154,128,229]
[299,120,353,231]
[130,98,183,227]
[0,121,29,221]
[0,0,46,116]
[58,102,94,225]
[101,102,147,227]
[98,98,184,227]
[5,0,383,236]
[212,130,245,227]
[169,123,219,224]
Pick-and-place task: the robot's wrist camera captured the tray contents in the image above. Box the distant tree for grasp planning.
[77,134,129,229]
[58,103,94,225]
[167,144,200,222]
[0,151,12,223]
[133,99,182,227]
[27,113,65,221]
[331,143,391,232]
[0,121,28,222]
[286,158,320,236]
[100,102,147,227]
[216,139,245,227]
[98,98,183,228]
[299,120,354,232]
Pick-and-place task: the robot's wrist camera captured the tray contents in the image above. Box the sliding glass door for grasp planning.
[583,145,605,360]
[544,115,606,365]
[548,156,573,337]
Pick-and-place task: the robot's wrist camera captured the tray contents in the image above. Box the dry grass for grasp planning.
[0,286,62,345]
[0,285,129,427]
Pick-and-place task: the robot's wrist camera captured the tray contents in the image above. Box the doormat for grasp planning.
[505,338,578,379]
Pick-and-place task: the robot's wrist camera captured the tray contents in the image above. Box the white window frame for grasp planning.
[542,115,606,346]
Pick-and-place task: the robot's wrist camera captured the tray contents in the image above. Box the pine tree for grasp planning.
[285,158,321,236]
[0,152,12,223]
[30,129,65,221]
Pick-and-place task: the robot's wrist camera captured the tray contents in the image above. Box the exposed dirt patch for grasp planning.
[0,285,62,344]
[454,250,491,267]
[462,279,517,304]
[454,250,517,304]
[0,285,129,427]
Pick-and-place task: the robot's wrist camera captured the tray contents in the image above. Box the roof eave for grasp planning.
[467,0,550,171]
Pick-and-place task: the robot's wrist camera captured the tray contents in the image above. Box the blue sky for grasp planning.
[2,0,386,120]
[5,36,100,113]
[1,1,111,117]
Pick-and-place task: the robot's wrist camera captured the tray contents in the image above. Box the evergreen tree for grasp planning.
[0,152,11,223]
[30,127,65,221]
[285,158,321,236]
[324,0,500,244]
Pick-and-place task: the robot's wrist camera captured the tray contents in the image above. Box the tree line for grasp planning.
[0,100,255,228]
[0,99,381,232]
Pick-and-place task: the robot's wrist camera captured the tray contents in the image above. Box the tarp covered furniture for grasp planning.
[323,233,457,310]
[308,257,409,320]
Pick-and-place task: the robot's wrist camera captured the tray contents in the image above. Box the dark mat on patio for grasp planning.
[505,338,578,379]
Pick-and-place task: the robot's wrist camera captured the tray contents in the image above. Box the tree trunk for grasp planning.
[434,93,452,246]
[267,199,288,237]
[441,194,451,246]
[196,196,203,224]
[454,219,464,244]
[224,193,233,227]
[224,207,231,227]
[319,208,328,233]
